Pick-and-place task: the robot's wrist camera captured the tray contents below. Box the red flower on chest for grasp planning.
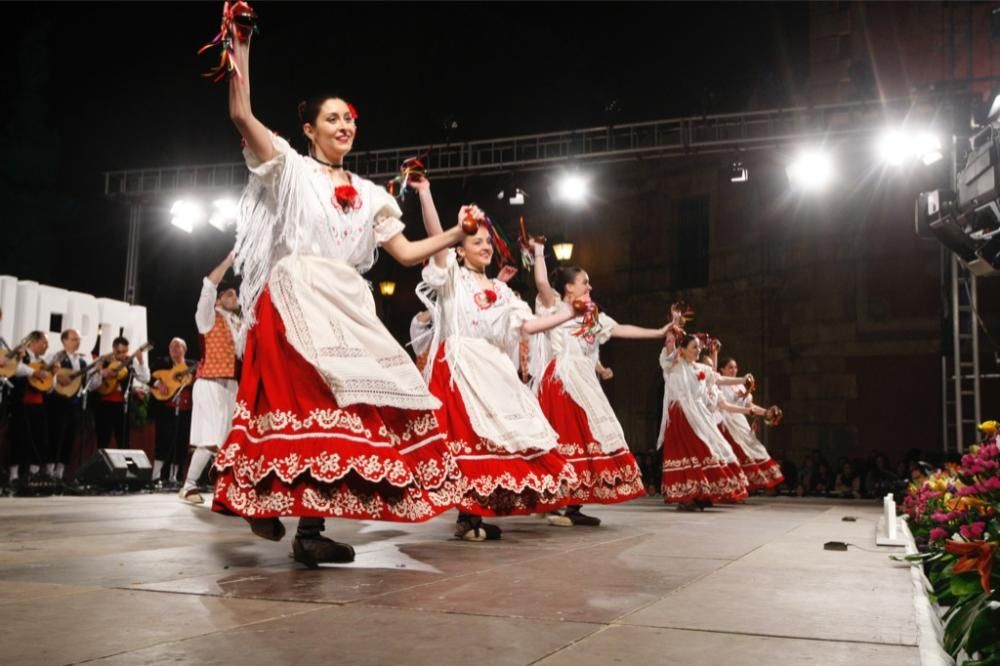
[474,289,498,310]
[697,371,706,381]
[333,185,361,211]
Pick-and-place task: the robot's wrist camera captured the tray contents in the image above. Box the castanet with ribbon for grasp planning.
[198,1,259,83]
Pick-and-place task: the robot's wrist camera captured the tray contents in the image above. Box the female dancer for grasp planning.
[415,199,579,541]
[212,23,474,567]
[658,329,748,509]
[530,243,657,526]
[715,355,784,491]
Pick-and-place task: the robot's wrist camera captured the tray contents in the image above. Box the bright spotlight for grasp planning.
[209,198,238,231]
[786,150,834,191]
[916,132,943,166]
[878,130,912,166]
[556,174,588,204]
[877,129,943,167]
[170,199,205,233]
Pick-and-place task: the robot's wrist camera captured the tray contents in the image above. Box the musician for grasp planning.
[87,336,149,449]
[150,338,196,486]
[9,331,53,485]
[45,329,89,482]
[180,253,241,504]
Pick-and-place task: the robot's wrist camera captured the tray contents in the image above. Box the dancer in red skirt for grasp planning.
[712,353,784,492]
[212,23,475,567]
[415,202,580,541]
[529,241,661,526]
[658,329,748,510]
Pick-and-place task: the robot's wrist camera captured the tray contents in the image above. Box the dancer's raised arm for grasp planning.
[227,25,275,163]
[530,239,559,309]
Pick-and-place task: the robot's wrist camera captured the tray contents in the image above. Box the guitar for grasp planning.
[52,352,113,398]
[96,342,154,396]
[151,363,196,402]
[0,334,34,379]
[27,360,57,393]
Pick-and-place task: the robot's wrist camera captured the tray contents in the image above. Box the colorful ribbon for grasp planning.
[197,1,259,83]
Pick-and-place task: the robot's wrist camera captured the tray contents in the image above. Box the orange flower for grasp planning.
[945,540,998,594]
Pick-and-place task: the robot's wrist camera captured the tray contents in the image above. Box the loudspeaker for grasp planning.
[76,449,153,487]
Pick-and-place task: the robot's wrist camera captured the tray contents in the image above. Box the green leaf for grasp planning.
[943,592,990,656]
[964,652,1000,666]
[951,572,986,598]
[967,606,1000,656]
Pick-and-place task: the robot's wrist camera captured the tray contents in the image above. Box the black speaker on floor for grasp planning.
[76,449,153,488]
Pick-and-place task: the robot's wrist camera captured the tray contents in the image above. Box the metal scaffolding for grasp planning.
[104,94,946,198]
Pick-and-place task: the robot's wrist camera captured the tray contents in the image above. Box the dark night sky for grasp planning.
[0,1,809,351]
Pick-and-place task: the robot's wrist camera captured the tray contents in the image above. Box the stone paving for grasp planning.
[0,494,920,665]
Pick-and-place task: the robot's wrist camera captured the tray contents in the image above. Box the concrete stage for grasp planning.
[0,495,921,665]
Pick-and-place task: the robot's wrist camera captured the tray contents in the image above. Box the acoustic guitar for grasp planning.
[0,334,33,379]
[27,360,56,393]
[96,342,154,396]
[52,351,113,398]
[151,363,196,402]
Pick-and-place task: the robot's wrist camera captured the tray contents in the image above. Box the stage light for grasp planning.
[916,132,943,165]
[877,129,943,166]
[786,150,834,191]
[497,188,527,205]
[555,174,588,204]
[170,199,205,233]
[209,198,238,231]
[378,280,396,297]
[729,161,749,183]
[877,130,912,166]
[552,242,574,261]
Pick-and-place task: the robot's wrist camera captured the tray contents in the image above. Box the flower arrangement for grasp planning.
[897,425,1000,663]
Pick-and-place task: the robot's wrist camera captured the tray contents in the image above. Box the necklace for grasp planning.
[310,155,344,170]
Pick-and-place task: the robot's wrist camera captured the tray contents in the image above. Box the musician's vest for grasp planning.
[198,311,238,380]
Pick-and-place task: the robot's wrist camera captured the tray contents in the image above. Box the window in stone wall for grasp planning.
[673,195,710,289]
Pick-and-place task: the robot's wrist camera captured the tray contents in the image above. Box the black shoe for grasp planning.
[292,536,356,568]
[245,517,286,541]
[454,516,503,541]
[565,507,601,526]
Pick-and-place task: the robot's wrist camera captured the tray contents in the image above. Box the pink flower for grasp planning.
[932,511,951,523]
[929,527,950,541]
[959,522,986,540]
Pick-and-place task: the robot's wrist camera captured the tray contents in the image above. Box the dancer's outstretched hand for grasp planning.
[408,175,430,192]
[459,205,485,234]
[497,265,519,283]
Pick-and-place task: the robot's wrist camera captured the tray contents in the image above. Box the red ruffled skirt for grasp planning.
[537,362,645,505]
[212,288,460,522]
[427,346,577,516]
[660,404,748,503]
[719,425,784,492]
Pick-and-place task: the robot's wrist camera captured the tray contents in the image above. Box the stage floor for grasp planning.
[0,494,920,665]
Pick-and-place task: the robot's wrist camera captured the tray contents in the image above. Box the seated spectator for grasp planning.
[811,461,834,496]
[833,461,861,499]
[864,453,896,498]
[796,455,816,497]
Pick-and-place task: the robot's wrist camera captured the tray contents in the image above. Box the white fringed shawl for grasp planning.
[416,252,559,453]
[532,299,627,454]
[233,134,403,353]
[230,135,440,411]
[656,350,738,463]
